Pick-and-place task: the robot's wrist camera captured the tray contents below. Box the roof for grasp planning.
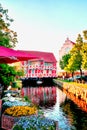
[65,37,75,45]
[19,50,57,63]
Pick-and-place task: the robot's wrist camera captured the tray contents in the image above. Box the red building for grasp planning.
[21,51,57,79]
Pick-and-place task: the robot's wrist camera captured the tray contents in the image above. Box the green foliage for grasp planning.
[0,64,17,86]
[81,43,87,69]
[65,53,82,71]
[60,33,87,77]
[65,34,83,75]
[0,4,17,48]
[59,53,71,69]
[16,70,24,77]
[12,125,23,130]
[0,4,20,88]
[23,96,32,104]
[0,65,23,88]
[76,34,83,44]
[83,30,87,40]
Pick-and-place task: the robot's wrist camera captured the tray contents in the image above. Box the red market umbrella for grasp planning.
[15,50,38,61]
[0,46,38,63]
[0,56,19,63]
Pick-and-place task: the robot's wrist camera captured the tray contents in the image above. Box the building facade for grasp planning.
[59,37,75,60]
[21,51,57,79]
[58,37,75,77]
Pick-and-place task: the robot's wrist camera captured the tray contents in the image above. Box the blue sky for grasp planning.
[1,0,87,60]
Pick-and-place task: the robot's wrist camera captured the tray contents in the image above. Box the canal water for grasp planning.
[21,84,87,130]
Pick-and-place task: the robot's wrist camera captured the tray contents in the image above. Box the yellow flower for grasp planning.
[4,106,37,117]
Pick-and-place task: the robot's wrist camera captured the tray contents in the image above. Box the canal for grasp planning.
[21,83,87,130]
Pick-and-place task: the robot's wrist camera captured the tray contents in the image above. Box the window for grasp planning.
[65,47,70,53]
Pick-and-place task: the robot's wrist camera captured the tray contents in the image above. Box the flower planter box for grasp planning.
[56,121,58,130]
[0,99,2,117]
[1,114,21,130]
[0,99,2,110]
[1,114,59,130]
[1,105,37,130]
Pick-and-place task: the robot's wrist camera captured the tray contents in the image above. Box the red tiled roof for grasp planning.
[19,50,57,63]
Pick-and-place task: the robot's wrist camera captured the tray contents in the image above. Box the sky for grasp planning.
[1,0,87,60]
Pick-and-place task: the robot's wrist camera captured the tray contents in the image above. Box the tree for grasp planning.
[59,53,71,78]
[66,34,83,77]
[80,30,87,69]
[0,64,17,87]
[76,34,83,44]
[81,43,87,69]
[83,30,87,40]
[0,4,21,87]
[64,54,81,77]
[59,54,71,69]
[0,4,17,48]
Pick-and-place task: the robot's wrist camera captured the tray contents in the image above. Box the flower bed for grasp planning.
[1,90,59,130]
[4,106,37,117]
[2,95,33,113]
[3,100,31,107]
[2,100,31,112]
[12,115,58,130]
[2,114,58,130]
[1,106,37,130]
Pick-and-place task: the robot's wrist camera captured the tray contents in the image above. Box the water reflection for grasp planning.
[21,85,87,130]
[21,86,56,107]
[61,98,87,130]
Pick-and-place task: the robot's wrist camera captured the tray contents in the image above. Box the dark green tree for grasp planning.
[59,53,71,69]
[59,53,71,78]
[0,4,21,87]
[0,64,17,87]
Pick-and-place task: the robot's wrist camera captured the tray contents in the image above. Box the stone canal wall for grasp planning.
[53,79,87,103]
